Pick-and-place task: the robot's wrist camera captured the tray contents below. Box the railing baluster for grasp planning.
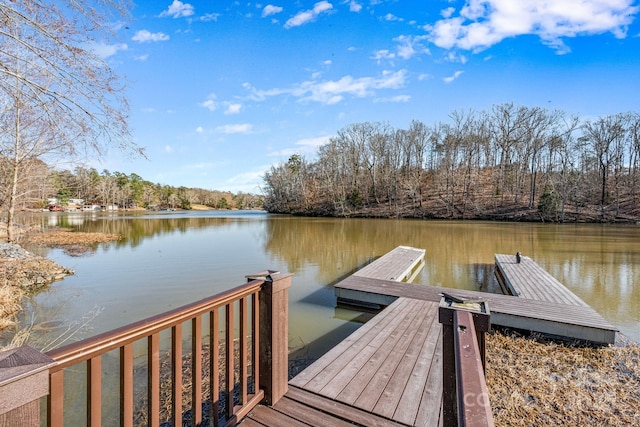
[120,344,134,427]
[37,277,277,426]
[252,291,259,396]
[48,370,64,427]
[225,302,235,418]
[172,323,183,425]
[210,308,220,427]
[192,316,203,426]
[148,333,160,427]
[240,296,248,405]
[87,356,102,426]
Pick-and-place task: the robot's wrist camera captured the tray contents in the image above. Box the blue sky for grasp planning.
[94,0,640,193]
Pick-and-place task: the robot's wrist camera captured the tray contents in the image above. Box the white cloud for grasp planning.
[384,13,402,22]
[215,123,253,134]
[165,145,173,153]
[371,49,395,63]
[200,94,217,111]
[394,35,430,59]
[446,51,468,64]
[132,30,170,43]
[442,7,456,19]
[269,135,333,157]
[200,13,220,22]
[285,1,333,28]
[428,0,639,53]
[349,1,362,12]
[195,126,204,133]
[134,54,149,61]
[375,95,411,103]
[263,5,284,17]
[90,42,128,58]
[224,169,267,193]
[160,0,195,18]
[443,70,464,83]
[243,70,408,105]
[225,103,242,115]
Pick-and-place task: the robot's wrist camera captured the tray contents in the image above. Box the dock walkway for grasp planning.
[243,246,617,426]
[494,253,589,307]
[245,296,442,426]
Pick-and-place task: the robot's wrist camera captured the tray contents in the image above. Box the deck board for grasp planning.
[495,254,589,307]
[290,297,442,426]
[353,246,425,282]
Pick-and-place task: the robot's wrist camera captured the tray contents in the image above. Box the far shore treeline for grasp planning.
[263,104,640,223]
[2,166,264,212]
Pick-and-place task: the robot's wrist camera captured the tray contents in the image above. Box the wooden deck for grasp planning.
[335,251,617,344]
[353,246,426,282]
[494,253,589,307]
[242,245,618,426]
[244,297,443,426]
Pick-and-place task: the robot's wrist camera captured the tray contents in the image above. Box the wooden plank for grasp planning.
[245,404,309,427]
[284,387,406,427]
[414,334,443,427]
[268,396,355,427]
[394,316,442,425]
[290,297,413,388]
[354,246,426,282]
[287,299,445,425]
[302,299,422,394]
[345,300,430,409]
[370,301,440,419]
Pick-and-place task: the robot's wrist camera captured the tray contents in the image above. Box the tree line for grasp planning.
[0,164,264,212]
[263,104,640,222]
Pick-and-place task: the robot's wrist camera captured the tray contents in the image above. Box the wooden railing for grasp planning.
[0,271,292,427]
[439,297,495,427]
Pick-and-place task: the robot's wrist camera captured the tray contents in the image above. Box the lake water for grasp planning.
[12,211,640,359]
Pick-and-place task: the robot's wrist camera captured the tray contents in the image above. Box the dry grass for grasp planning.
[0,285,23,330]
[24,229,121,246]
[486,330,640,426]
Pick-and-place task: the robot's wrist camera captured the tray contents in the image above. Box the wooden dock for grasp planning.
[335,248,616,345]
[494,253,589,307]
[353,246,426,282]
[243,246,617,426]
[245,296,443,426]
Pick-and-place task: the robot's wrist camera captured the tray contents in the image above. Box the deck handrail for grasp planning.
[453,310,495,427]
[0,271,292,427]
[46,279,264,369]
[439,298,495,427]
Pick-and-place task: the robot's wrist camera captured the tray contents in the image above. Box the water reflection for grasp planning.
[11,212,640,354]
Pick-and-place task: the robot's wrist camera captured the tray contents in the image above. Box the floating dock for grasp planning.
[245,246,617,426]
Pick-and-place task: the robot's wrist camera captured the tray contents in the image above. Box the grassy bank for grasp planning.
[486,330,640,426]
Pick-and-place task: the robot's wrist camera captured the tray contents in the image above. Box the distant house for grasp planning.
[82,204,102,211]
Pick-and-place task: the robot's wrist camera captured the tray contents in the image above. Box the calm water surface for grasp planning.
[13,211,640,357]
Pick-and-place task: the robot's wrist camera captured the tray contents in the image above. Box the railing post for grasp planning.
[0,346,56,427]
[438,295,491,427]
[248,271,292,405]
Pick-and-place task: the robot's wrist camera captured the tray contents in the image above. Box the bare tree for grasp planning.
[582,113,629,217]
[0,0,143,242]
